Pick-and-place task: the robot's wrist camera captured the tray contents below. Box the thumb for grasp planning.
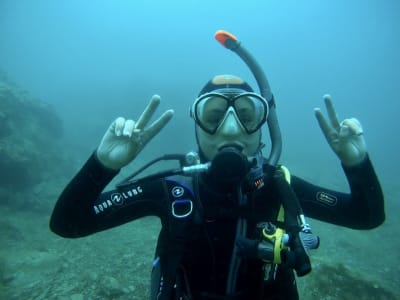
[339,118,363,138]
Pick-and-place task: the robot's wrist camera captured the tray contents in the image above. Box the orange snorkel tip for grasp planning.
[215,30,238,48]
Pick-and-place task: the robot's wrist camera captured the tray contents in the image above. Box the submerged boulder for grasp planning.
[0,72,63,191]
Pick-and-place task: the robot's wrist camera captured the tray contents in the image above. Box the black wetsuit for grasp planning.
[50,153,384,300]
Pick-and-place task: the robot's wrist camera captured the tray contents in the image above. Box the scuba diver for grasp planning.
[49,31,385,299]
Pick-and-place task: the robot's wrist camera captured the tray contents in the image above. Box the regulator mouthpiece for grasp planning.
[209,147,250,184]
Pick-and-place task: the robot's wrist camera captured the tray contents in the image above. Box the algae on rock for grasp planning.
[0,72,65,196]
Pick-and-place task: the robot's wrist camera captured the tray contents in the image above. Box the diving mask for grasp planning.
[191,90,269,134]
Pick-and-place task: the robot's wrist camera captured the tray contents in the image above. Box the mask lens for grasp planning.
[234,94,268,133]
[195,95,229,133]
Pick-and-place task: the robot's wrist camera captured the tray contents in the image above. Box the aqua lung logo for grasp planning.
[120,186,143,199]
[111,193,124,205]
[93,199,113,214]
[93,186,143,214]
[316,191,337,206]
[171,186,184,198]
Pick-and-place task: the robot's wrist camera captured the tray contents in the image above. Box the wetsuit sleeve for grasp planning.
[291,155,385,229]
[50,152,167,238]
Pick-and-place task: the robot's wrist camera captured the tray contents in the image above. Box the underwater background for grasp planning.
[1,0,399,299]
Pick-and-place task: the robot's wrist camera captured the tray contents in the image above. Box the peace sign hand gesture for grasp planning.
[96,95,174,170]
[314,94,367,167]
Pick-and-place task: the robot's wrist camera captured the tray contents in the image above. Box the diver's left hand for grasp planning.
[314,94,367,167]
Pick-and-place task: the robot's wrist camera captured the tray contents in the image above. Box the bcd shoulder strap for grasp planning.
[277,165,291,223]
[155,175,199,299]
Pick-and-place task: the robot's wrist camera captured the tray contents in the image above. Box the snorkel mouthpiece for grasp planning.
[209,147,250,184]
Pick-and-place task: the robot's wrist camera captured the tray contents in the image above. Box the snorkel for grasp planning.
[214,30,282,166]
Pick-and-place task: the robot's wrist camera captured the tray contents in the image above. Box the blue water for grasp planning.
[1,1,399,298]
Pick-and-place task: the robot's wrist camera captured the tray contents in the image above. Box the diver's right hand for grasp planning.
[96,95,174,170]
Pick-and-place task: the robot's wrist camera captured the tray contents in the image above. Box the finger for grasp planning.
[123,119,135,138]
[323,94,341,131]
[135,95,161,130]
[113,117,126,136]
[341,118,363,136]
[314,108,336,140]
[143,109,174,142]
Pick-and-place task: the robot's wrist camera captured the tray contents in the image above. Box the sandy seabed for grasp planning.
[1,181,399,300]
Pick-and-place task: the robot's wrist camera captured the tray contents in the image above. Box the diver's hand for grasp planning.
[314,94,367,167]
[96,95,174,170]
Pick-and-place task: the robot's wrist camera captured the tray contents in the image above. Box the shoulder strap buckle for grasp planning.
[172,199,193,218]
